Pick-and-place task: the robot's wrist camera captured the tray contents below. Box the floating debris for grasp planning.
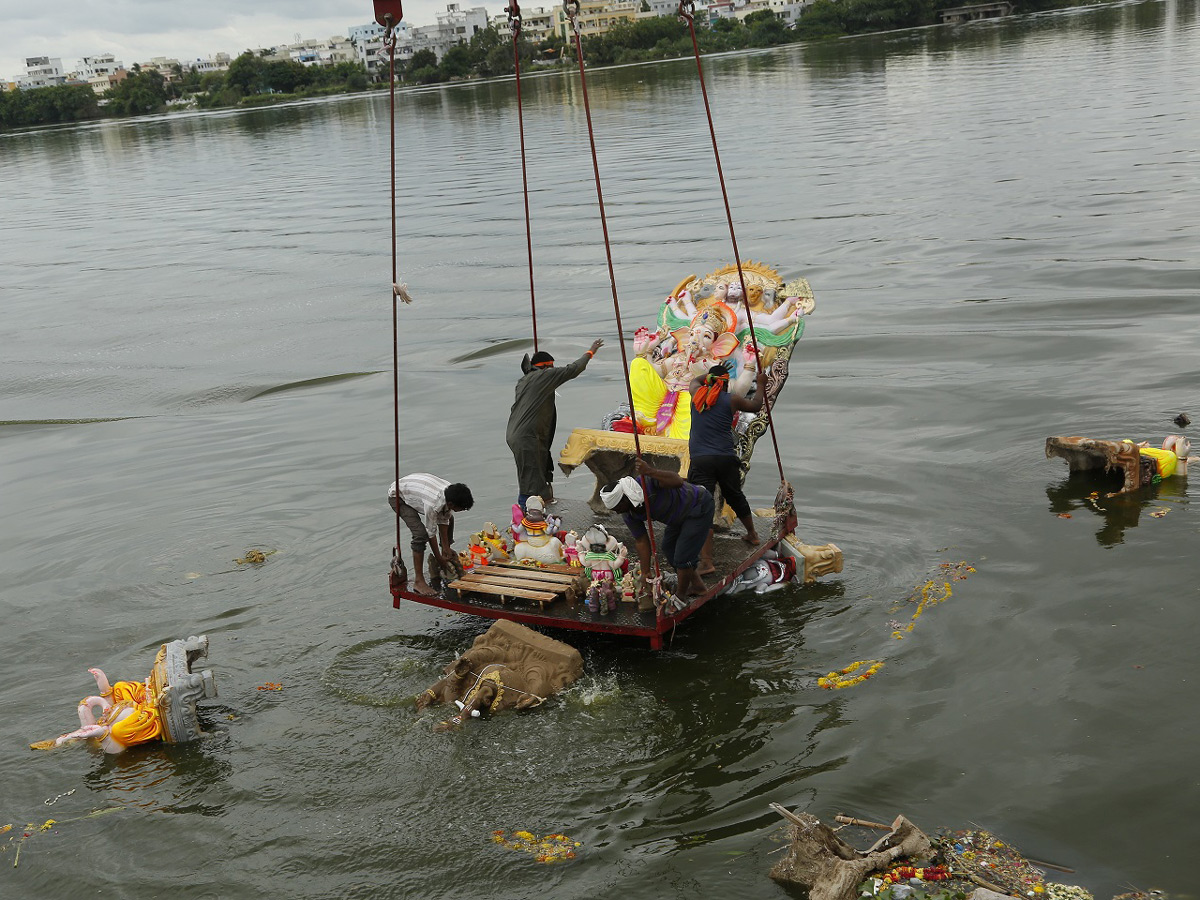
[256,682,283,692]
[1173,413,1190,428]
[937,827,1046,896]
[491,829,581,863]
[235,549,276,565]
[2,808,123,868]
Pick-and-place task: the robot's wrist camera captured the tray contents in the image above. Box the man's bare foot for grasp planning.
[697,559,716,576]
[741,531,760,545]
[412,580,438,596]
[682,572,706,597]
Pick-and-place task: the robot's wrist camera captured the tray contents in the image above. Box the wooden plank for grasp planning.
[448,579,557,603]
[459,571,565,592]
[477,564,582,584]
[491,560,580,576]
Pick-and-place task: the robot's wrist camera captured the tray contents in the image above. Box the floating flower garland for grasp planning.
[491,829,581,864]
[818,659,884,690]
[818,562,976,691]
[891,562,975,640]
[879,864,952,884]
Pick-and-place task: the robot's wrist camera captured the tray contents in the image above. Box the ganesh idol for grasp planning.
[630,301,751,439]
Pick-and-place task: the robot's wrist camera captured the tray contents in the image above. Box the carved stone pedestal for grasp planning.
[558,428,690,513]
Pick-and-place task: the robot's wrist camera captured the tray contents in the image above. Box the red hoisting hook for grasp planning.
[373,0,404,27]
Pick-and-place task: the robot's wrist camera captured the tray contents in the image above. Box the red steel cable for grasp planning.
[565,3,666,608]
[386,21,403,562]
[508,2,539,353]
[678,0,787,485]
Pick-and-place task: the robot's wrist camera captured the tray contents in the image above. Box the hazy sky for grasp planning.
[2,0,502,82]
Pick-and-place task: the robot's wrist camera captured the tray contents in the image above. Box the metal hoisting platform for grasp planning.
[391,502,790,650]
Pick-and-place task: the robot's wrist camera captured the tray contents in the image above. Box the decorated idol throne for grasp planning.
[560,261,811,523]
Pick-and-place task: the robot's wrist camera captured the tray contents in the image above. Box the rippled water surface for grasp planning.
[2,2,1197,897]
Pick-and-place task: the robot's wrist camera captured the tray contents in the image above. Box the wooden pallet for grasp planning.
[484,562,582,585]
[449,564,583,610]
[490,560,581,577]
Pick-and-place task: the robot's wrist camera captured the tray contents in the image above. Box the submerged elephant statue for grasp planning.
[415,620,582,730]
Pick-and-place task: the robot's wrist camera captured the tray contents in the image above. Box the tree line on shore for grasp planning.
[0,0,1103,130]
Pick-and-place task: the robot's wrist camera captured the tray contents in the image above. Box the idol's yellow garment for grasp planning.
[630,357,692,439]
[103,700,163,748]
[108,680,147,704]
[1122,441,1178,478]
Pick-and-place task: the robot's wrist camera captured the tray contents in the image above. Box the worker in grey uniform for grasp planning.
[505,338,603,510]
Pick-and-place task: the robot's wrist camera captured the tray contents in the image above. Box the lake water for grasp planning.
[1,1,1197,897]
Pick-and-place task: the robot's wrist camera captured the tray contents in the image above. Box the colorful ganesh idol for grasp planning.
[33,636,217,755]
[581,524,628,615]
[512,496,565,564]
[630,301,740,439]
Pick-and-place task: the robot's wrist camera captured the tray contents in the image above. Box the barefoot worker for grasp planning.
[506,339,604,510]
[600,457,714,600]
[688,362,768,573]
[387,474,474,596]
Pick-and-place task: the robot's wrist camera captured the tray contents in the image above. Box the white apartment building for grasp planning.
[271,36,359,67]
[640,0,682,16]
[437,3,491,41]
[19,56,68,88]
[349,22,387,44]
[491,6,557,44]
[387,4,488,64]
[77,53,124,80]
[707,0,809,23]
[186,53,233,73]
[348,20,414,75]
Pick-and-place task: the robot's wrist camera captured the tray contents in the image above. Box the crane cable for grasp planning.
[383,13,404,568]
[564,0,667,611]
[507,1,540,353]
[677,0,787,486]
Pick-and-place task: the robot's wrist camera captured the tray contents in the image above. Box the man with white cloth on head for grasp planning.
[600,457,714,601]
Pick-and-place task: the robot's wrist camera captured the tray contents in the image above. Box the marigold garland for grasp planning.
[818,659,884,689]
[491,829,581,863]
[891,562,975,640]
[818,561,977,691]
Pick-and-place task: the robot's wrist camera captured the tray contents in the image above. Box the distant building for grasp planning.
[492,6,557,44]
[349,20,413,77]
[707,0,808,24]
[77,53,124,80]
[140,57,183,80]
[349,22,388,44]
[639,0,680,16]
[19,56,68,89]
[552,0,639,41]
[87,69,129,95]
[186,53,232,74]
[939,1,1014,23]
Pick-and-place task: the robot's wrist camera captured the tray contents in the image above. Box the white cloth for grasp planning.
[600,476,644,510]
[389,474,451,536]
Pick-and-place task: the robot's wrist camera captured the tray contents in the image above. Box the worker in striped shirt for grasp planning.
[388,473,474,596]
